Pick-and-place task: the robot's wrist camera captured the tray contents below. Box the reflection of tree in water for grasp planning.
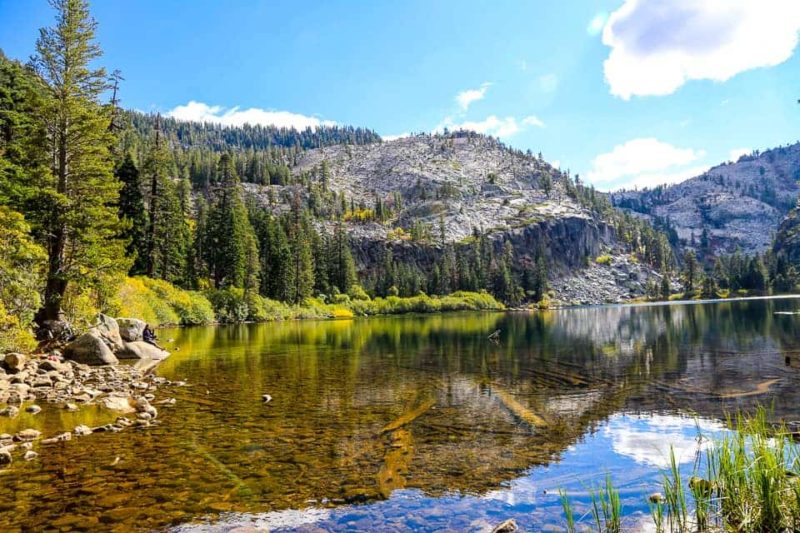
[4,299,800,530]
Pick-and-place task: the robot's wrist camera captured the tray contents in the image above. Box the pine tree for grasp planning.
[115,153,148,274]
[682,250,699,294]
[32,0,129,325]
[286,193,314,303]
[203,153,259,289]
[660,267,671,299]
[329,220,356,294]
[267,220,294,301]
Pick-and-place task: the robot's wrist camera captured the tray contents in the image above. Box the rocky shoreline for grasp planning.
[0,314,180,469]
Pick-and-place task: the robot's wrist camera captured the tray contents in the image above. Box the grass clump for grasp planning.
[595,254,613,265]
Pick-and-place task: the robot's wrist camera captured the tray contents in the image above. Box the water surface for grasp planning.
[3,298,800,531]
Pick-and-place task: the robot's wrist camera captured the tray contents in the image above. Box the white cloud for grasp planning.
[166,101,335,129]
[729,147,750,162]
[614,164,710,191]
[551,160,561,169]
[586,137,707,190]
[522,115,545,128]
[587,12,609,36]
[455,82,492,111]
[604,414,723,468]
[383,132,410,142]
[439,115,520,138]
[602,0,800,99]
[538,73,559,93]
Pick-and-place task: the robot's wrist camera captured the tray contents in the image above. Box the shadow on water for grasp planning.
[3,299,800,530]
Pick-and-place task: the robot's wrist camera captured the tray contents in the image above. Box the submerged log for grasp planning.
[490,385,548,429]
[377,428,413,498]
[380,398,436,435]
[717,378,781,398]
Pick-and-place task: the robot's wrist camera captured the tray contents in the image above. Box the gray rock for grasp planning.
[3,353,26,373]
[0,449,11,466]
[14,429,41,442]
[25,404,41,415]
[39,359,68,373]
[116,341,170,360]
[88,313,125,352]
[73,425,92,437]
[42,432,71,444]
[134,398,157,419]
[23,450,38,461]
[0,406,19,418]
[116,318,147,342]
[491,519,518,533]
[64,332,119,366]
[99,394,134,413]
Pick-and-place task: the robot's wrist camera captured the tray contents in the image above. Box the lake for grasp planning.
[3,297,800,531]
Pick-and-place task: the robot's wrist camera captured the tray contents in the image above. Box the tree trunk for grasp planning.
[36,117,70,328]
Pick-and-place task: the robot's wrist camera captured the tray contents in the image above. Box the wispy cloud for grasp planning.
[438,115,520,138]
[729,147,750,162]
[382,132,410,142]
[601,0,800,99]
[586,137,707,191]
[437,113,545,139]
[522,115,545,128]
[455,82,491,111]
[166,101,335,129]
[587,12,609,36]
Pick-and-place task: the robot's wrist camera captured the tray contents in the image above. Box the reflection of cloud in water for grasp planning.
[181,508,331,532]
[604,413,724,468]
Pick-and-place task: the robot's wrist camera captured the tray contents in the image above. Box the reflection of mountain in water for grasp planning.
[3,298,800,530]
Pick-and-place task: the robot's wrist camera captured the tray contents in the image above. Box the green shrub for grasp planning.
[595,254,612,265]
[348,284,371,301]
[332,293,351,305]
[0,207,45,352]
[116,277,214,326]
[206,287,249,323]
[142,278,214,325]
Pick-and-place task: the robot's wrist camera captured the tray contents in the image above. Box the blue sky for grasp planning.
[2,0,799,191]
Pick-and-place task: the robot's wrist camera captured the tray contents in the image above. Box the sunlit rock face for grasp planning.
[242,132,663,304]
[612,143,800,256]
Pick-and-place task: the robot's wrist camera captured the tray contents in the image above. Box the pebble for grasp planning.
[262,394,272,403]
[0,450,12,466]
[73,425,93,437]
[491,519,518,533]
[42,432,72,444]
[0,406,19,418]
[14,429,41,442]
[23,450,38,461]
[25,404,42,414]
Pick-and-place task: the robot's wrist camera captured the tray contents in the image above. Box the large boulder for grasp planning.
[2,353,26,374]
[64,332,119,366]
[116,318,147,342]
[117,341,170,361]
[99,394,135,413]
[87,314,125,352]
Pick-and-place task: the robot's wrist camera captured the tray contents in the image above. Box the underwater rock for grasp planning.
[14,428,41,442]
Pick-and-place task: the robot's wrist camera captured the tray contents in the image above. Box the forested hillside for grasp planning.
[0,0,682,354]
